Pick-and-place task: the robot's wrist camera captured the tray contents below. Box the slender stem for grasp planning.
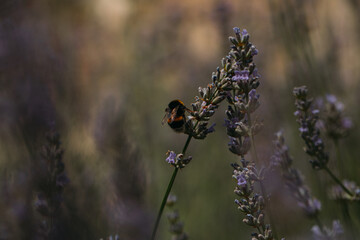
[340,199,357,239]
[247,113,279,239]
[182,134,193,154]
[151,168,178,240]
[333,140,344,177]
[151,135,192,240]
[332,140,356,237]
[323,166,353,197]
[314,215,324,233]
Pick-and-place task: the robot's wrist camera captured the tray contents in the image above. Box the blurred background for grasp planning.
[0,0,359,239]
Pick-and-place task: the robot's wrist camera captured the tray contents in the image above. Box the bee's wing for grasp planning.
[169,106,180,122]
[162,105,181,125]
[162,113,169,125]
[162,107,173,125]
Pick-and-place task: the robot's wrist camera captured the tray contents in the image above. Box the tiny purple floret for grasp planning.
[236,174,247,187]
[206,123,216,134]
[232,70,250,83]
[166,151,176,164]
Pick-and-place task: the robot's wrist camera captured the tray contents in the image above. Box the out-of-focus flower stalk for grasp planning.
[293,86,354,197]
[166,194,188,240]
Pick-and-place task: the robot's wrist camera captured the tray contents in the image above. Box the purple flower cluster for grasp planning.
[165,151,192,169]
[35,130,69,238]
[293,86,329,169]
[224,27,261,158]
[182,28,260,143]
[166,194,188,240]
[320,94,353,140]
[311,220,343,240]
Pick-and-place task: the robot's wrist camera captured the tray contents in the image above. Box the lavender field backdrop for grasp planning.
[0,0,360,239]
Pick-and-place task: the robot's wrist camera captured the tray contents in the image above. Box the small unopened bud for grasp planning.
[229,36,239,46]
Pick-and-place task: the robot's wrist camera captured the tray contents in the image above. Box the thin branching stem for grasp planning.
[151,135,192,240]
[247,113,279,240]
[323,166,353,197]
[333,140,343,176]
[314,215,324,233]
[333,140,357,238]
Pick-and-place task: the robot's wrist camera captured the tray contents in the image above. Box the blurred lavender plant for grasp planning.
[293,86,355,198]
[293,86,328,170]
[318,95,360,200]
[35,130,69,239]
[166,194,188,240]
[330,180,360,201]
[271,131,321,218]
[293,86,359,239]
[99,235,119,240]
[320,95,353,141]
[311,220,344,240]
[271,131,344,239]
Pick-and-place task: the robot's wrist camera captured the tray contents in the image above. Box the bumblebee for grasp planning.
[162,100,189,132]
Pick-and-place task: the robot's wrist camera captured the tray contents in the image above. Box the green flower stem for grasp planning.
[333,140,356,238]
[151,135,192,240]
[334,140,344,177]
[314,215,324,233]
[247,113,279,240]
[340,199,357,239]
[323,166,353,197]
[256,226,263,235]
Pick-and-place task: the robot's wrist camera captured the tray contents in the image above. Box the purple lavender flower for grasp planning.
[236,173,247,187]
[241,29,248,36]
[228,137,251,156]
[299,126,309,134]
[232,70,250,83]
[293,86,329,169]
[224,117,239,129]
[272,131,322,218]
[321,94,353,140]
[311,220,343,239]
[166,151,176,164]
[342,117,353,129]
[326,94,337,104]
[298,198,321,216]
[250,46,258,56]
[205,123,216,134]
[233,27,241,34]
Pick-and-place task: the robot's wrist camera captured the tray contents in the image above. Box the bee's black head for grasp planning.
[168,100,184,109]
[168,99,186,116]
